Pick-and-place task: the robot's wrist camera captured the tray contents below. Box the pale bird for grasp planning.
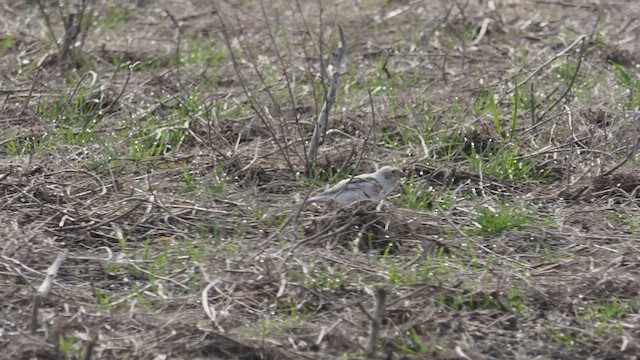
[308,166,403,204]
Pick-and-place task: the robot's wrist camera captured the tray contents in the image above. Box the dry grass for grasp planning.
[1,0,640,359]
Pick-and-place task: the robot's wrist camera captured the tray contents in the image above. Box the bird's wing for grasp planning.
[333,177,384,203]
[309,176,383,203]
[356,177,385,197]
[307,178,350,202]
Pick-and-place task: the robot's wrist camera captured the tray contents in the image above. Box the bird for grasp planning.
[308,166,403,204]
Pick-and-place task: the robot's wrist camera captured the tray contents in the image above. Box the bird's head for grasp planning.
[376,166,404,182]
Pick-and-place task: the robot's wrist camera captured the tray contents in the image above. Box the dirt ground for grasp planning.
[1,0,640,359]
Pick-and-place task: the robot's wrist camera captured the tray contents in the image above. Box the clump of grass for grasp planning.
[302,262,347,290]
[579,297,634,337]
[1,34,15,52]
[209,175,227,196]
[398,170,458,211]
[466,88,544,180]
[610,62,640,109]
[393,327,432,355]
[476,204,531,234]
[94,288,112,309]
[468,143,539,180]
[399,172,434,210]
[52,325,82,358]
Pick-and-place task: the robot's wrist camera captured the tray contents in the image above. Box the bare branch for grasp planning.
[307,26,346,174]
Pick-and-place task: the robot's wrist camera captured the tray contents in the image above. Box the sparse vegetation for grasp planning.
[1,0,640,359]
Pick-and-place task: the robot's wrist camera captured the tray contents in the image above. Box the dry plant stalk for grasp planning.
[31,250,68,334]
[359,287,387,355]
[307,26,346,174]
[35,0,94,63]
[83,333,98,360]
